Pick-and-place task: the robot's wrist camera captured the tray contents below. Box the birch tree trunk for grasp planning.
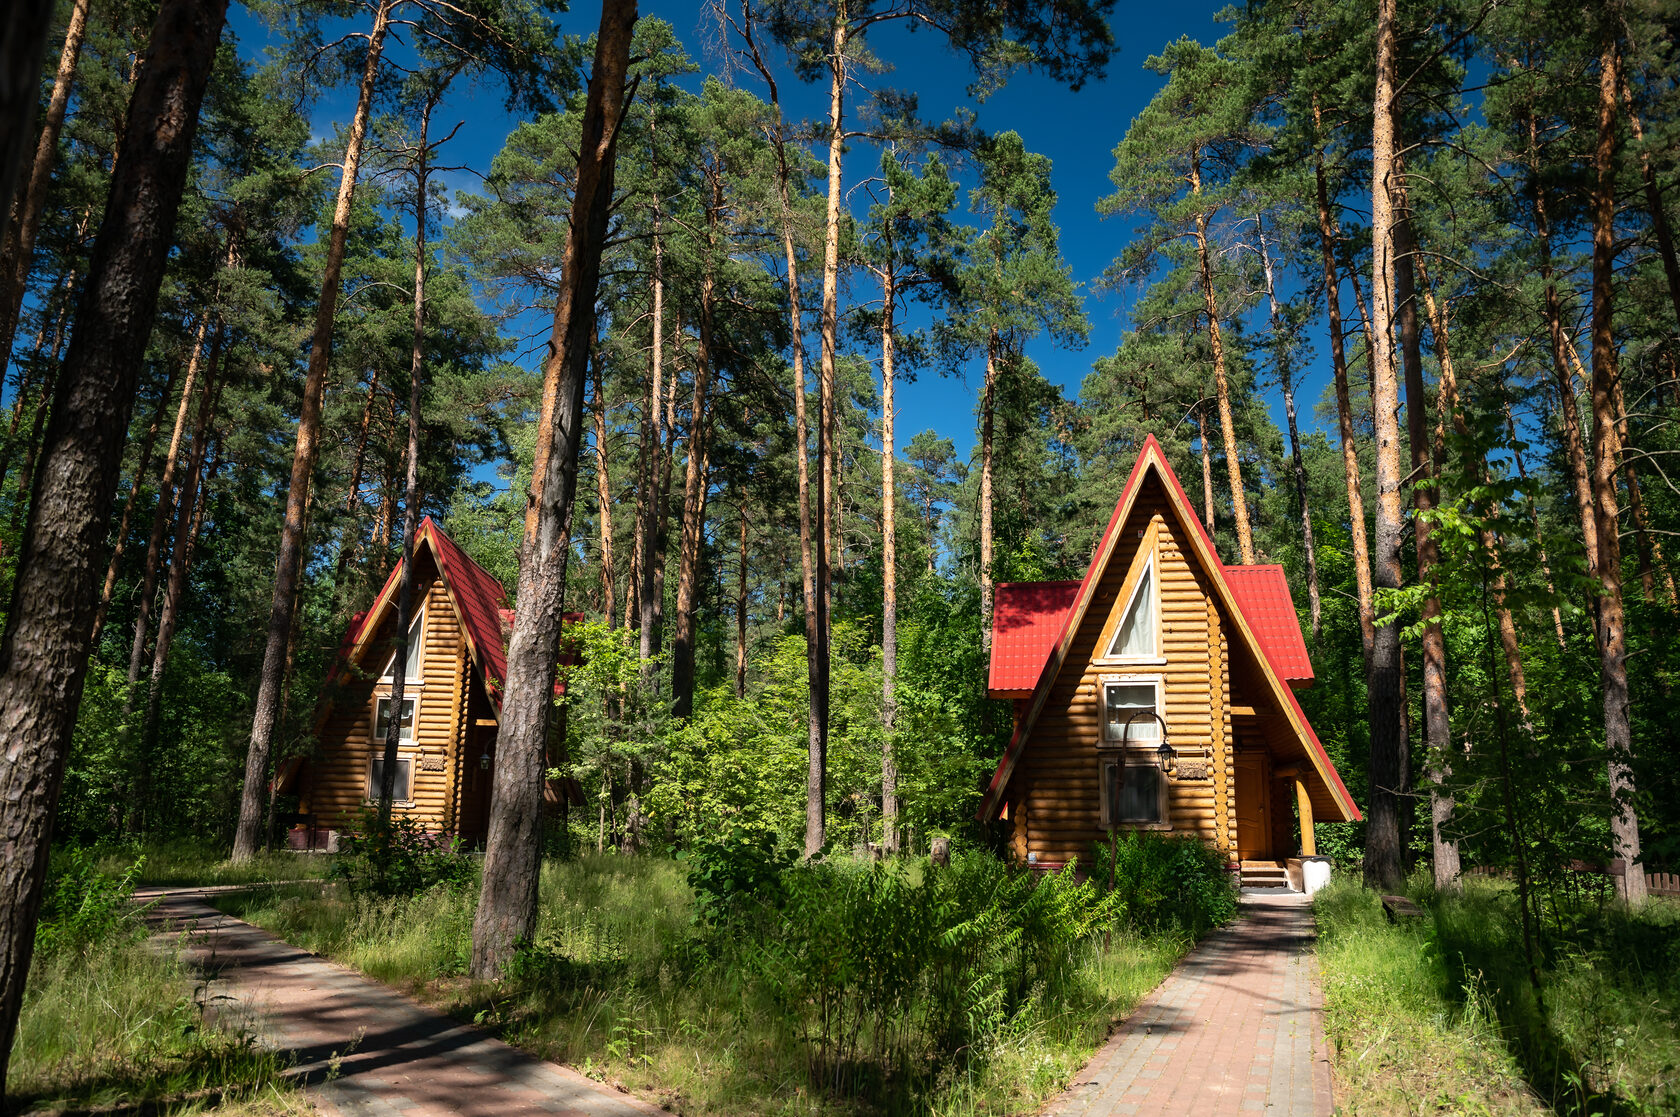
[0,0,226,1085]
[471,0,635,977]
[233,0,393,860]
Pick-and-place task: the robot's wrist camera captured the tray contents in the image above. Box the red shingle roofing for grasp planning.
[1221,565,1314,688]
[989,581,1081,696]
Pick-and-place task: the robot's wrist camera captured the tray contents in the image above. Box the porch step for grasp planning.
[1240,860,1291,889]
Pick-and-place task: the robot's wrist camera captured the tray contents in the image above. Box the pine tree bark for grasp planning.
[378,89,437,822]
[1312,108,1375,673]
[0,0,55,242]
[1257,220,1320,638]
[123,311,211,714]
[1620,79,1680,332]
[1190,156,1254,565]
[90,357,177,649]
[1197,404,1216,537]
[591,340,615,625]
[1364,0,1410,892]
[880,267,899,854]
[979,331,998,657]
[670,240,716,721]
[232,0,393,860]
[139,330,222,805]
[636,175,664,673]
[1396,211,1457,890]
[470,0,635,978]
[807,3,847,856]
[0,0,91,369]
[1589,24,1646,905]
[0,0,226,1086]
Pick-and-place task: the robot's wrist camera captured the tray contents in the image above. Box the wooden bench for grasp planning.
[1380,894,1425,922]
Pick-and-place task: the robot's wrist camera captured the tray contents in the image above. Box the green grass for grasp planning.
[217,855,1188,1116]
[7,923,308,1116]
[81,838,332,888]
[1314,875,1680,1116]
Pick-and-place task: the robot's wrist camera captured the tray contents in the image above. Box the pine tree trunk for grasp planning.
[1311,117,1375,673]
[591,335,615,625]
[636,183,664,671]
[1395,212,1457,890]
[232,0,393,861]
[1197,404,1216,536]
[980,331,998,658]
[807,4,847,857]
[0,0,226,1086]
[123,311,211,713]
[1257,221,1319,638]
[1589,26,1646,905]
[1621,81,1680,332]
[734,505,748,699]
[328,365,384,603]
[378,90,436,823]
[0,0,56,272]
[670,243,716,721]
[471,0,635,978]
[9,275,76,535]
[1191,157,1254,565]
[880,267,899,855]
[1502,397,1568,646]
[0,0,90,370]
[139,330,222,811]
[90,355,177,649]
[1364,0,1410,892]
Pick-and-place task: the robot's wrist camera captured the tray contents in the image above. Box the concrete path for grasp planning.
[136,887,663,1117]
[1046,891,1333,1117]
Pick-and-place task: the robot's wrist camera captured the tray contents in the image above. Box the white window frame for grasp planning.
[365,752,416,806]
[1099,754,1170,829]
[1100,674,1165,745]
[374,695,418,742]
[379,605,426,684]
[1098,536,1164,666]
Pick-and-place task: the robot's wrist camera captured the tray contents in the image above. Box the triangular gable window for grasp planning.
[1106,557,1157,659]
[380,611,424,682]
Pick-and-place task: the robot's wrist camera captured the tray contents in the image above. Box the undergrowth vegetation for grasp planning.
[218,839,1237,1115]
[8,851,304,1116]
[1315,875,1680,1116]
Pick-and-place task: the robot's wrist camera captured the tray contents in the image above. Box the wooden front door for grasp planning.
[1234,750,1271,859]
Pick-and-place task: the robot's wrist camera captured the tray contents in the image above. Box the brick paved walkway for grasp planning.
[1046,891,1332,1117]
[137,887,663,1117]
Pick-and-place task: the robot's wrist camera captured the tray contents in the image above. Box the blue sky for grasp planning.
[229,0,1304,467]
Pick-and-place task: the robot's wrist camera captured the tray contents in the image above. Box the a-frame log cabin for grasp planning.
[979,436,1360,887]
[278,517,581,849]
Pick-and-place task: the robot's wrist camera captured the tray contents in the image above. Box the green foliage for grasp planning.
[35,849,144,957]
[681,826,794,924]
[331,811,477,898]
[1089,831,1239,936]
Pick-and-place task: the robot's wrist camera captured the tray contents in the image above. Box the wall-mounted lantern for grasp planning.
[479,750,491,771]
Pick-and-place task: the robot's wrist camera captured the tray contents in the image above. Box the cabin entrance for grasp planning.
[1234,749,1271,859]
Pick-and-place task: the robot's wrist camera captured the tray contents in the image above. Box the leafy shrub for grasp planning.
[741,852,1120,1097]
[332,811,476,898]
[682,825,794,923]
[36,848,143,956]
[1089,831,1237,936]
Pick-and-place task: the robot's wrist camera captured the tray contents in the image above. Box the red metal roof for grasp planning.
[989,581,1081,695]
[1222,565,1314,688]
[977,435,1360,824]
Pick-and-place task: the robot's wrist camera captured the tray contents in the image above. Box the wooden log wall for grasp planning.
[1011,476,1236,867]
[300,568,468,832]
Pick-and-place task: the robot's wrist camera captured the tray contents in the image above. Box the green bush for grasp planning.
[36,848,143,956]
[681,825,794,923]
[331,811,477,898]
[1089,831,1238,936]
[739,852,1120,1097]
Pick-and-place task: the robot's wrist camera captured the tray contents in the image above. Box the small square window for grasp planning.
[375,696,416,741]
[1104,680,1160,742]
[368,756,413,803]
[1102,759,1166,827]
